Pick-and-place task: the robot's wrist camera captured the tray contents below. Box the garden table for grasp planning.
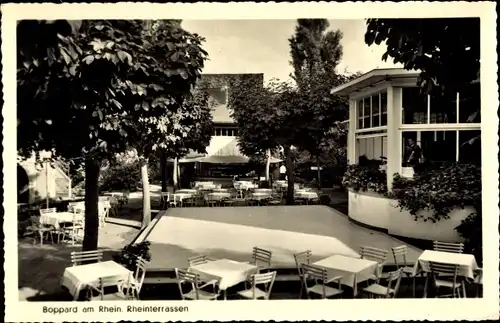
[61,261,131,300]
[189,259,259,300]
[176,189,197,194]
[296,191,318,199]
[40,212,83,229]
[313,254,379,296]
[207,192,231,200]
[412,250,479,297]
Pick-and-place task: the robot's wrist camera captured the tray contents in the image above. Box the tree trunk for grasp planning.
[316,155,322,189]
[173,157,179,191]
[82,158,100,252]
[140,158,151,229]
[160,150,168,193]
[265,149,271,181]
[284,145,295,205]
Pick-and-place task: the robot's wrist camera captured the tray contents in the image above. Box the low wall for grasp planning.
[348,190,472,242]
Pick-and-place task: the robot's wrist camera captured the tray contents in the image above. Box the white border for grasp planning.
[2,2,498,321]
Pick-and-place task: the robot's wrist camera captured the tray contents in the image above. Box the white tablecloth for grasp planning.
[40,212,83,229]
[176,189,198,194]
[174,193,193,201]
[296,191,319,199]
[189,259,259,290]
[61,261,131,300]
[411,250,479,279]
[313,254,379,296]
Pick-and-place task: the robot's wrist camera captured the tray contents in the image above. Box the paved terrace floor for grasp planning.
[138,205,422,271]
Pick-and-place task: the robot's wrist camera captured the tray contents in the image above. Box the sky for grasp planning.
[182,19,402,83]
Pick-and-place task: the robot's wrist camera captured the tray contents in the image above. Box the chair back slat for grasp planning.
[252,247,272,268]
[89,274,131,301]
[433,241,464,254]
[188,255,210,267]
[40,207,57,215]
[360,246,389,264]
[71,250,103,266]
[175,268,201,300]
[385,268,403,298]
[293,250,312,276]
[301,263,328,281]
[391,245,408,268]
[249,271,277,299]
[133,257,148,293]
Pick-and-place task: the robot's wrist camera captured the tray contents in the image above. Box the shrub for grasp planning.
[341,164,387,194]
[100,161,142,192]
[112,241,152,272]
[391,163,481,222]
[455,211,482,266]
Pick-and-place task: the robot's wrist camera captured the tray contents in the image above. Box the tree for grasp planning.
[365,18,480,95]
[289,19,351,188]
[230,77,303,204]
[128,20,210,227]
[17,20,207,249]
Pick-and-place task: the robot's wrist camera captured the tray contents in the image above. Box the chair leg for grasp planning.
[462,283,467,298]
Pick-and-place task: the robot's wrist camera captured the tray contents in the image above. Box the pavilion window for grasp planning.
[401,129,481,166]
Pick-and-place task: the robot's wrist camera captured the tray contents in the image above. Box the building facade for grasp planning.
[331,68,481,242]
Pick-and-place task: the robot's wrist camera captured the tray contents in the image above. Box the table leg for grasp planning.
[423,273,429,298]
[353,275,358,298]
[224,289,227,300]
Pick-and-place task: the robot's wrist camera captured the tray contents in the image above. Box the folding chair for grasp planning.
[391,245,418,297]
[237,271,277,300]
[87,274,133,301]
[250,247,272,272]
[294,250,312,298]
[427,261,465,298]
[301,263,343,299]
[175,268,220,300]
[363,268,403,298]
[360,246,389,282]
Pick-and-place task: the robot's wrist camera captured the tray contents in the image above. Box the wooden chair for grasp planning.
[428,261,465,298]
[294,250,312,298]
[61,210,84,245]
[24,216,54,246]
[87,274,134,301]
[121,257,148,300]
[175,268,220,300]
[391,245,417,297]
[300,263,343,299]
[433,241,464,254]
[71,250,103,266]
[250,247,272,272]
[183,197,197,207]
[237,271,277,300]
[360,246,389,282]
[362,268,403,298]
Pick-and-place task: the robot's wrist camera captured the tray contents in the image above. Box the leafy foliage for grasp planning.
[342,163,388,194]
[289,20,351,161]
[391,163,481,222]
[99,159,155,192]
[112,241,152,272]
[17,20,209,250]
[455,212,482,265]
[365,18,480,95]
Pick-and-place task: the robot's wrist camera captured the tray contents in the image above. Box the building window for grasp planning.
[401,130,481,166]
[213,126,238,137]
[356,91,387,129]
[402,84,480,125]
[356,135,387,161]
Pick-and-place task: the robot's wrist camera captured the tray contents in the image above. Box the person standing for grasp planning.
[404,138,422,167]
[279,163,287,180]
